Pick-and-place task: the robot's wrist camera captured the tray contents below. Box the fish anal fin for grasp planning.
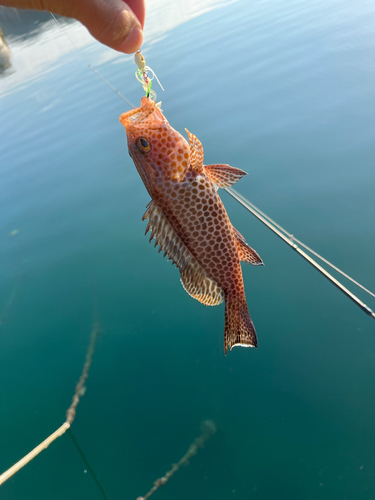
[180,270,224,306]
[143,201,224,306]
[233,227,246,242]
[185,129,204,173]
[204,164,247,188]
[233,227,263,266]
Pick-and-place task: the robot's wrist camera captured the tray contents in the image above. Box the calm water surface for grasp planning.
[0,1,375,499]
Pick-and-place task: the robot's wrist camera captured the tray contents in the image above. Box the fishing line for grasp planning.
[50,12,79,51]
[68,429,111,500]
[88,65,135,108]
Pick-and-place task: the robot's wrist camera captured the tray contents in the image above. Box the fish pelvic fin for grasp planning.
[233,227,263,266]
[224,292,257,354]
[204,164,247,188]
[185,129,204,173]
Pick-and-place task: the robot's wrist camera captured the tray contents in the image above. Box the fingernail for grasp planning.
[116,26,143,54]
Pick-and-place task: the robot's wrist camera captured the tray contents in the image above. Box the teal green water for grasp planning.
[1,1,375,499]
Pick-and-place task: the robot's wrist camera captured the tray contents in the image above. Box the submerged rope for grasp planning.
[0,422,71,486]
[137,420,216,500]
[0,320,101,486]
[66,319,100,424]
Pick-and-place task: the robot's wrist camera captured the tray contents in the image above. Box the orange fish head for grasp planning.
[120,97,190,195]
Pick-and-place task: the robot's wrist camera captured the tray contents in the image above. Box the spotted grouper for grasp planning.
[120,97,263,354]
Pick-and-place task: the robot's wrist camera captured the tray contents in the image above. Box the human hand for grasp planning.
[0,0,145,53]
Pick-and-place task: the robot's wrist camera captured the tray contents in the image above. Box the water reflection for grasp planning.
[144,0,238,43]
[0,7,70,41]
[0,0,237,94]
[0,14,94,96]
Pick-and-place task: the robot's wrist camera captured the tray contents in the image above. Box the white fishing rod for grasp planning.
[225,187,375,319]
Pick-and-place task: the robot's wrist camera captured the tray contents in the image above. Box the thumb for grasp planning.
[75,0,144,53]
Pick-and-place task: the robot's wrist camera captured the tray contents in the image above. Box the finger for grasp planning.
[76,0,144,53]
[125,0,145,29]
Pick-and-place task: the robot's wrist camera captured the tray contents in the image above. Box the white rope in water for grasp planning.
[0,321,100,486]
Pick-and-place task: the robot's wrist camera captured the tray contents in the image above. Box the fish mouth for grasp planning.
[119,97,165,131]
[119,107,141,128]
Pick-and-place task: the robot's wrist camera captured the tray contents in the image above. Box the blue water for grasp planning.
[1,1,375,499]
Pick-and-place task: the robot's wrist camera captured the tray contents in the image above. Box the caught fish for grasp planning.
[120,97,263,354]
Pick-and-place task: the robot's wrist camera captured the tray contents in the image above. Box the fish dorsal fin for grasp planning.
[204,164,247,188]
[233,227,263,266]
[143,201,224,306]
[185,129,204,173]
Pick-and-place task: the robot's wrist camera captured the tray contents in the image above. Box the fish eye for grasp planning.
[136,137,151,153]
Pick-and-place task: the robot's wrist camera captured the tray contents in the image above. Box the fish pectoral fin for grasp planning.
[143,201,224,306]
[185,129,204,173]
[233,227,263,266]
[204,164,247,188]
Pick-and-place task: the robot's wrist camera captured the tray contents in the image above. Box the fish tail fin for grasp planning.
[224,292,257,354]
